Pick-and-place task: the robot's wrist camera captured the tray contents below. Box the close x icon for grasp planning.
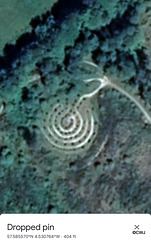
[134,225,139,230]
[132,224,145,235]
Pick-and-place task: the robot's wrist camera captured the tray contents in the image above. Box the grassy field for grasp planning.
[0,0,57,55]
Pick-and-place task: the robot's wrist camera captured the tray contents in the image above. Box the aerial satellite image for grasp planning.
[0,0,151,213]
